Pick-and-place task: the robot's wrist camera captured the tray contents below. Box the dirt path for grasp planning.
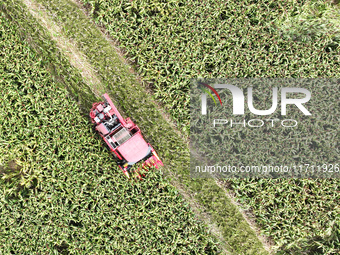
[22,0,105,99]
[22,0,184,142]
[215,179,274,254]
[70,0,188,142]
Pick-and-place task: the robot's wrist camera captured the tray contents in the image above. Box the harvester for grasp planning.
[90,93,163,179]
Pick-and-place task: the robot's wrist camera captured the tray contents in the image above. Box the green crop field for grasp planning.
[77,0,340,253]
[0,2,220,254]
[80,0,339,134]
[1,0,339,254]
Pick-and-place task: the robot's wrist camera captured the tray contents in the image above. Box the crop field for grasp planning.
[3,0,271,253]
[0,0,268,254]
[0,0,339,254]
[77,0,340,253]
[80,0,339,133]
[0,2,222,254]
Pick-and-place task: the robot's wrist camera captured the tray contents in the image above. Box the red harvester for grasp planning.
[90,93,163,179]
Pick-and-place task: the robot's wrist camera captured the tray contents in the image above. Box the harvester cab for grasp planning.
[90,94,163,180]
